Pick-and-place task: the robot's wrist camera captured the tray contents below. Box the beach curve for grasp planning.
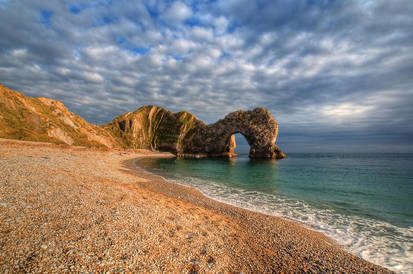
[0,138,391,272]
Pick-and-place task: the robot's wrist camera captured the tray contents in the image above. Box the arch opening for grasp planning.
[233,133,250,156]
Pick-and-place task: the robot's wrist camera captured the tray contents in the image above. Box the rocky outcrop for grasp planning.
[0,83,118,148]
[103,105,206,152]
[181,107,286,159]
[106,105,286,159]
[0,83,285,159]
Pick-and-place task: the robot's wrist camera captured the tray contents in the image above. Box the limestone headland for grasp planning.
[0,83,285,159]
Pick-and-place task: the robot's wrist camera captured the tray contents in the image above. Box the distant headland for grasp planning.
[0,83,285,159]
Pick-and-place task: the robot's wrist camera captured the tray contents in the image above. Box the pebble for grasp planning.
[0,140,391,273]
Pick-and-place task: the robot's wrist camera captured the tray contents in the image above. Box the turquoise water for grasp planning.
[138,153,413,273]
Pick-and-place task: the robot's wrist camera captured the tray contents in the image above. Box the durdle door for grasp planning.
[0,84,285,159]
[107,105,286,159]
[180,107,286,159]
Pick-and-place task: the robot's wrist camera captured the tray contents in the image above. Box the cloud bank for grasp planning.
[1,0,412,152]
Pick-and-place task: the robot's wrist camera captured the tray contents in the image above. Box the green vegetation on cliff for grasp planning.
[0,83,285,158]
[103,106,204,152]
[0,84,117,147]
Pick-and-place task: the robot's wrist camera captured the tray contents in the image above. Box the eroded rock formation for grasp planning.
[1,83,286,159]
[182,107,286,159]
[106,105,286,159]
[103,105,206,152]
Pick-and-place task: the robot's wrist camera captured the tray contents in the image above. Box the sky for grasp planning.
[1,0,413,153]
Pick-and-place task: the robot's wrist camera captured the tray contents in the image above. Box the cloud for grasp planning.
[84,72,104,83]
[164,1,192,23]
[322,103,373,120]
[0,0,412,152]
[191,26,214,42]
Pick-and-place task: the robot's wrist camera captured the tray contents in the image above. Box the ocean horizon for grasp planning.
[138,152,413,273]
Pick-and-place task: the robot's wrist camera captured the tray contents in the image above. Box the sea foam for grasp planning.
[167,175,413,274]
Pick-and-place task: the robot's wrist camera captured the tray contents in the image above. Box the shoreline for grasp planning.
[130,157,327,236]
[134,156,327,234]
[133,156,412,274]
[0,139,391,272]
[123,157,391,272]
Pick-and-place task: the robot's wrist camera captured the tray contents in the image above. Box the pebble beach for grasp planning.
[0,138,391,272]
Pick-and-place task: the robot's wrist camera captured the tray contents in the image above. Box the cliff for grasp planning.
[0,83,118,148]
[105,105,286,159]
[103,105,206,152]
[0,83,285,159]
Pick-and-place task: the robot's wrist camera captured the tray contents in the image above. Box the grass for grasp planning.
[0,85,116,147]
[1,84,204,151]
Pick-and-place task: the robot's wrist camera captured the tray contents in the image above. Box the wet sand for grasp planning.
[0,138,391,272]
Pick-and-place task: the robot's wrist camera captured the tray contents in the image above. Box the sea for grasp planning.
[137,152,413,273]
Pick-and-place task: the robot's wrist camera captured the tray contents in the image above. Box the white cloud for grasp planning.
[57,67,70,76]
[164,1,192,23]
[147,52,163,66]
[84,72,104,83]
[191,26,214,42]
[83,46,119,60]
[216,33,243,50]
[171,39,196,54]
[11,48,27,57]
[214,16,229,35]
[206,47,221,58]
[321,103,374,124]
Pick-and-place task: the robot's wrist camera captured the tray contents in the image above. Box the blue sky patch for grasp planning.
[130,47,150,55]
[40,10,53,25]
[116,36,126,45]
[170,54,184,61]
[69,5,81,14]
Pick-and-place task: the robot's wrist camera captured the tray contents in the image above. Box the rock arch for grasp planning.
[181,107,286,159]
[105,105,286,159]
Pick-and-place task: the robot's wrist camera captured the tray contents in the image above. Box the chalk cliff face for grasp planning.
[0,83,118,148]
[0,83,285,159]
